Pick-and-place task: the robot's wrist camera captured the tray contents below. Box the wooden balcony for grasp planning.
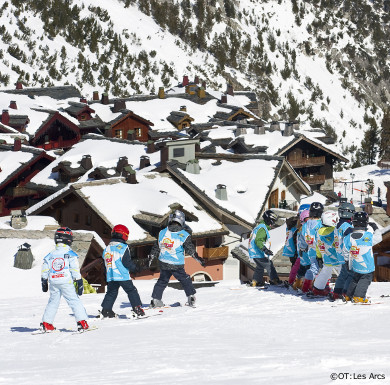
[302,174,326,185]
[288,155,325,168]
[203,246,229,260]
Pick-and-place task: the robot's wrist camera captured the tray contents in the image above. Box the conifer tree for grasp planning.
[360,120,380,164]
[380,108,390,158]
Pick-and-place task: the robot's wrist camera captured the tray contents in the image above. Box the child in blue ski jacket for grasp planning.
[40,227,89,332]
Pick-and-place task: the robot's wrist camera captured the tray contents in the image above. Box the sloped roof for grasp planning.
[3,85,81,100]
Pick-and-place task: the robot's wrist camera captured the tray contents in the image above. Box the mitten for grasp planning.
[41,278,48,292]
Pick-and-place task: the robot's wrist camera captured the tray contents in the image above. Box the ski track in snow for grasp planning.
[1,281,390,384]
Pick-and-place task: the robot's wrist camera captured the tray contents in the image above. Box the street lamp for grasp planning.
[350,173,355,202]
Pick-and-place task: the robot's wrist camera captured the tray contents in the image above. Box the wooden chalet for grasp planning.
[30,111,81,150]
[64,101,95,122]
[167,111,194,131]
[373,227,390,282]
[0,142,55,216]
[385,181,390,217]
[275,134,348,195]
[213,106,257,123]
[0,109,29,133]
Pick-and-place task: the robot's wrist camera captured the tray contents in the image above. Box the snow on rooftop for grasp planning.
[176,158,280,223]
[0,215,57,230]
[0,150,34,184]
[79,173,223,241]
[30,138,160,187]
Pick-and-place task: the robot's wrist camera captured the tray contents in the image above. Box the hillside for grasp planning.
[0,0,389,162]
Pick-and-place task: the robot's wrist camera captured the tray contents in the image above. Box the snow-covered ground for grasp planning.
[1,277,390,384]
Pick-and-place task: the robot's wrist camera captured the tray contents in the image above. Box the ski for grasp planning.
[72,325,99,334]
[127,311,163,320]
[31,329,59,335]
[142,302,182,310]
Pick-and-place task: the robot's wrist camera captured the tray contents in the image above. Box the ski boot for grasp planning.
[342,295,351,302]
[301,279,313,294]
[150,298,164,308]
[270,278,283,286]
[40,322,55,333]
[292,278,303,291]
[99,308,117,318]
[186,295,196,307]
[312,286,330,297]
[352,297,370,303]
[77,320,89,331]
[132,305,146,318]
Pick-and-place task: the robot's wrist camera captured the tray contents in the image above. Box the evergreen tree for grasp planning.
[380,108,390,158]
[360,120,380,164]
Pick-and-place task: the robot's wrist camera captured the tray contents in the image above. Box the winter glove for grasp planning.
[368,222,378,231]
[262,246,273,256]
[193,252,206,267]
[76,279,84,296]
[41,278,48,292]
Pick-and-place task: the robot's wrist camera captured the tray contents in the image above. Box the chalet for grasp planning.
[0,108,29,133]
[27,175,231,286]
[0,142,55,216]
[64,101,95,122]
[385,181,390,217]
[30,111,81,150]
[213,106,258,123]
[373,227,390,282]
[167,110,194,131]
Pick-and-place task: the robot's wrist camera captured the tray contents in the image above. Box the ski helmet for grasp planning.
[352,211,369,228]
[321,211,339,227]
[168,210,185,227]
[299,209,310,223]
[298,203,310,214]
[338,202,355,219]
[309,202,324,218]
[54,227,73,246]
[112,224,129,242]
[263,210,278,226]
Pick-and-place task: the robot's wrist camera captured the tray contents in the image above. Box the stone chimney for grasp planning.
[116,156,129,173]
[80,96,87,104]
[113,99,126,112]
[13,137,22,151]
[147,140,156,154]
[123,166,137,184]
[182,75,189,86]
[10,210,27,229]
[158,87,165,99]
[80,155,93,170]
[235,127,247,136]
[1,110,10,126]
[9,100,17,110]
[254,126,265,135]
[139,155,150,169]
[220,95,227,104]
[283,123,294,136]
[197,87,206,99]
[93,91,99,101]
[226,84,234,96]
[15,81,23,90]
[180,105,187,112]
[101,92,109,105]
[185,159,200,174]
[194,75,200,84]
[215,184,228,201]
[270,121,280,131]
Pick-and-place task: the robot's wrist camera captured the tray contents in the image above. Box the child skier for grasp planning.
[331,202,355,300]
[283,215,298,267]
[100,224,145,318]
[248,210,282,287]
[149,210,206,307]
[311,211,341,297]
[40,227,89,332]
[344,212,382,303]
[300,202,324,293]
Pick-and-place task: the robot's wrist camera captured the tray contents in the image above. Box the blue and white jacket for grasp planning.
[336,220,353,263]
[41,243,81,285]
[297,227,311,266]
[248,223,271,259]
[103,240,132,282]
[316,226,340,266]
[158,227,190,265]
[302,218,322,259]
[282,226,297,258]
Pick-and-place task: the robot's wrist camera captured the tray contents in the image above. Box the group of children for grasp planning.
[282,201,383,302]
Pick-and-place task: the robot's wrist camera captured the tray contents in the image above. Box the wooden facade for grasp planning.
[373,229,390,282]
[109,112,154,142]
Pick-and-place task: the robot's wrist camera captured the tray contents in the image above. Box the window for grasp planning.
[173,147,185,157]
[114,129,123,138]
[74,213,79,223]
[135,128,142,137]
[85,215,92,226]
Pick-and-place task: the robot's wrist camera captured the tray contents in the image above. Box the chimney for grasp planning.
[292,121,300,130]
[113,99,126,112]
[197,87,206,99]
[139,155,150,169]
[160,145,169,167]
[235,127,247,136]
[283,123,294,136]
[127,129,135,141]
[182,75,189,86]
[146,140,156,154]
[202,80,207,89]
[158,87,165,99]
[13,137,22,151]
[9,100,17,110]
[93,91,99,101]
[123,166,137,184]
[215,184,228,201]
[179,105,187,112]
[220,94,227,104]
[116,156,129,173]
[101,92,109,105]
[254,126,265,135]
[80,155,93,170]
[226,84,234,96]
[1,110,10,126]
[15,81,23,90]
[185,159,200,174]
[270,121,280,131]
[194,75,200,84]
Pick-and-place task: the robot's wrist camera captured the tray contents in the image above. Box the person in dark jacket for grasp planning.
[100,224,145,318]
[149,210,206,307]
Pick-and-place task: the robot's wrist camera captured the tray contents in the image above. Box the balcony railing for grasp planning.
[288,155,325,168]
[302,174,326,185]
[203,246,229,260]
